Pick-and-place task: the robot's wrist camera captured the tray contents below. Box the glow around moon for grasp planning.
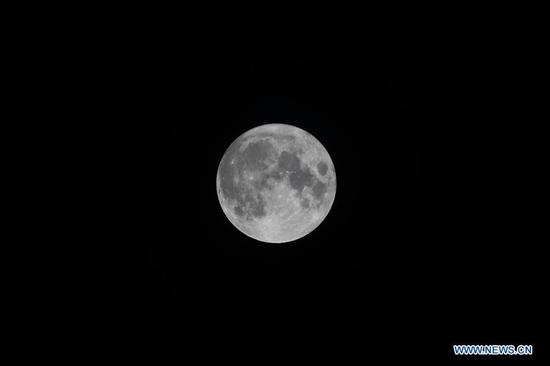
[216,124,336,243]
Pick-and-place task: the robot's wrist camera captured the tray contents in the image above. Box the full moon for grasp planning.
[216,124,336,243]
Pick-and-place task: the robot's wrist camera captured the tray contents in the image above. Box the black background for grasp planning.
[92,28,543,363]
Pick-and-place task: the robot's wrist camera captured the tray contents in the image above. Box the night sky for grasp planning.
[90,29,542,362]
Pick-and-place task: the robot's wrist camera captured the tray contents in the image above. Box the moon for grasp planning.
[216,124,336,243]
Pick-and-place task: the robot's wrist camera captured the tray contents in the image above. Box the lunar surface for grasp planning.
[216,124,336,243]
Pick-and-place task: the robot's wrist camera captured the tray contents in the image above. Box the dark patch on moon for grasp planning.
[241,139,274,171]
[247,192,266,219]
[276,150,315,192]
[317,161,328,176]
[312,180,327,201]
[277,150,301,172]
[233,205,244,217]
[289,169,314,192]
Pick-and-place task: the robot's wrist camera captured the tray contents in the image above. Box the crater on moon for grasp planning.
[216,124,336,243]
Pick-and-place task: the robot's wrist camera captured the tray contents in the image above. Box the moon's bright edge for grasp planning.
[216,124,336,243]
